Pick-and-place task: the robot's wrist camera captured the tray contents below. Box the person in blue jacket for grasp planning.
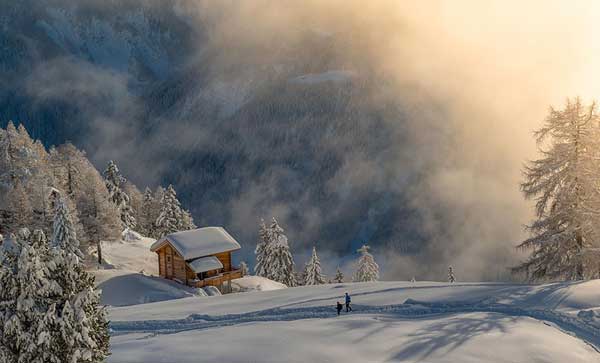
[345,292,352,312]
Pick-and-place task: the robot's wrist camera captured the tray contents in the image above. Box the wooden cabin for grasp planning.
[150,227,243,292]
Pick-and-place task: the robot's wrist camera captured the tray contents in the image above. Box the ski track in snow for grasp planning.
[110,299,600,352]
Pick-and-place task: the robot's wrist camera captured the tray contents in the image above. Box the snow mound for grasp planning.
[231,276,287,293]
[202,286,222,297]
[121,228,142,242]
[94,270,199,307]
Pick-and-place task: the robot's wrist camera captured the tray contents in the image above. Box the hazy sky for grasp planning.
[181,0,600,279]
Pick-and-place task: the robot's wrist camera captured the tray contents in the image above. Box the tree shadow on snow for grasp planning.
[386,313,515,362]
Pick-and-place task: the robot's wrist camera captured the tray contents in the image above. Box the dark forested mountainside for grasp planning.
[0,0,456,275]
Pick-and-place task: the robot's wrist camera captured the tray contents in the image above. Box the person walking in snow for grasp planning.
[345,292,352,312]
[336,301,343,315]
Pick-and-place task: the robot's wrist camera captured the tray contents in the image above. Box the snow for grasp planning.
[108,280,600,362]
[110,312,598,363]
[202,286,222,297]
[150,227,241,260]
[94,270,200,307]
[230,276,288,293]
[188,256,223,273]
[121,228,142,242]
[93,237,600,362]
[91,237,197,306]
[289,70,356,85]
[98,238,158,275]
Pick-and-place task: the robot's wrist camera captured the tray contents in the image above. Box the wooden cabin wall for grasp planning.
[158,250,165,277]
[186,265,196,281]
[173,251,187,284]
[214,252,232,271]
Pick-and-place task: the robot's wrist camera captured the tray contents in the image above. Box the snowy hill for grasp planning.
[90,237,285,306]
[108,280,600,362]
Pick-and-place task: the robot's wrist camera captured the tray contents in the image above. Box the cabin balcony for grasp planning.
[191,268,243,288]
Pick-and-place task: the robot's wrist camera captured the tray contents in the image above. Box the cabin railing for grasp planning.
[192,268,243,288]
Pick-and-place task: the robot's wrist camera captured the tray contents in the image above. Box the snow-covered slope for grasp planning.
[230,275,287,293]
[91,238,201,307]
[91,237,285,306]
[109,280,600,362]
[98,238,158,275]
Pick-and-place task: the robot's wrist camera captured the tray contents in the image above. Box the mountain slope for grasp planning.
[108,280,600,362]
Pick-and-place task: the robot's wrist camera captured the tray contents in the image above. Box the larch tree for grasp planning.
[303,246,326,285]
[514,98,600,281]
[103,160,136,230]
[6,179,33,232]
[353,245,379,282]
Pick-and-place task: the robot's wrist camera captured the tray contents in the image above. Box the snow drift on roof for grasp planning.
[150,227,241,260]
[188,256,224,273]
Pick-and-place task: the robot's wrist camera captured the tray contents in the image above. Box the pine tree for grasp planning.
[334,266,344,283]
[50,196,110,362]
[353,245,379,282]
[123,181,143,229]
[103,160,136,230]
[448,266,456,283]
[180,209,197,231]
[52,197,81,257]
[265,218,296,287]
[254,219,271,277]
[139,187,155,237]
[514,98,600,280]
[0,230,21,362]
[303,246,326,285]
[155,185,185,237]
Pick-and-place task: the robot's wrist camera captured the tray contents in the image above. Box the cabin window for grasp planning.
[166,255,171,262]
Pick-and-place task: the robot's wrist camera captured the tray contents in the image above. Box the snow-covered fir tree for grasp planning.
[51,197,81,257]
[265,218,296,287]
[303,246,326,285]
[3,229,62,363]
[334,266,344,283]
[514,98,600,280]
[50,196,110,362]
[104,160,136,230]
[155,184,188,237]
[448,266,456,283]
[254,219,271,277]
[139,187,156,237]
[353,245,379,282]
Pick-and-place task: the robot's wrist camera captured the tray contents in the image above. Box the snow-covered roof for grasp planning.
[150,227,241,260]
[188,256,223,273]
